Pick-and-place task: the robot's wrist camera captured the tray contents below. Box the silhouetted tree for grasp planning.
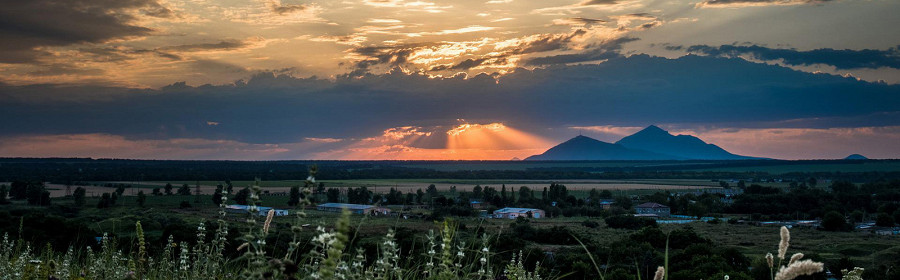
[472,185,483,200]
[0,185,8,205]
[97,193,112,208]
[164,183,173,195]
[73,187,86,207]
[876,213,895,227]
[822,211,849,231]
[26,183,49,206]
[212,185,224,205]
[178,184,191,195]
[234,187,250,205]
[719,181,730,189]
[288,186,301,206]
[614,196,633,210]
[850,210,864,223]
[10,181,29,200]
[600,190,613,198]
[426,184,438,196]
[137,190,146,207]
[194,182,201,203]
[326,188,340,203]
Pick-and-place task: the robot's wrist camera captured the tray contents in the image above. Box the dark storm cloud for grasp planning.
[270,3,309,15]
[0,0,170,63]
[428,58,492,71]
[26,64,106,77]
[348,43,431,70]
[580,0,621,5]
[509,30,587,55]
[158,40,250,52]
[1,55,898,144]
[697,0,835,7]
[685,44,900,70]
[524,37,638,65]
[349,30,587,72]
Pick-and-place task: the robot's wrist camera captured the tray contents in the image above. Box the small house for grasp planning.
[470,200,484,209]
[597,199,615,210]
[493,207,546,219]
[634,202,670,217]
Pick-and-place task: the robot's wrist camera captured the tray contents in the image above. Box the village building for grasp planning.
[316,203,391,216]
[634,202,671,217]
[493,207,546,219]
[597,199,615,210]
[226,205,290,216]
[469,200,484,209]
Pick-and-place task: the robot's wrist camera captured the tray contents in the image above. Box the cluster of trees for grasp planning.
[729,180,900,229]
[1,181,51,206]
[312,182,644,220]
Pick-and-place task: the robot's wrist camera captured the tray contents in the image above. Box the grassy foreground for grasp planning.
[0,170,855,280]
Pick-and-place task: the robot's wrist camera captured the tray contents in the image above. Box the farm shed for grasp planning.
[317,203,391,215]
[493,207,546,219]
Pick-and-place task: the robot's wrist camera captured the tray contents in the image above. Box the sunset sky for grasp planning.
[1,0,899,160]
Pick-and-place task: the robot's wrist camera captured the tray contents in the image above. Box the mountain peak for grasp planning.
[634,125,670,136]
[644,125,666,132]
[616,126,756,160]
[525,135,677,160]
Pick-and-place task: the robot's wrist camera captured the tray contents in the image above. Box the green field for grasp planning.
[696,161,900,174]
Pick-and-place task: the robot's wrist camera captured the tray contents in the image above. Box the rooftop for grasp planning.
[494,207,543,213]
[317,203,376,210]
[226,205,285,211]
[635,202,669,209]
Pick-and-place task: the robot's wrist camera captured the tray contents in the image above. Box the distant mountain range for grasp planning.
[526,125,759,160]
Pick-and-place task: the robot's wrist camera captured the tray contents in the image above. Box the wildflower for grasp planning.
[789,253,804,265]
[724,275,730,280]
[766,253,774,268]
[778,226,790,259]
[841,267,864,280]
[263,209,275,234]
[653,266,665,280]
[775,259,823,280]
[236,242,249,252]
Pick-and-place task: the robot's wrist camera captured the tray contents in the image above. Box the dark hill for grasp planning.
[844,154,868,160]
[615,125,755,160]
[525,135,679,160]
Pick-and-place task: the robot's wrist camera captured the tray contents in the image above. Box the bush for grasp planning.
[822,211,850,231]
[876,212,895,227]
[605,215,657,230]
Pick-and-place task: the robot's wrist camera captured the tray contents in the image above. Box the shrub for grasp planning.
[822,211,850,231]
[605,215,657,230]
